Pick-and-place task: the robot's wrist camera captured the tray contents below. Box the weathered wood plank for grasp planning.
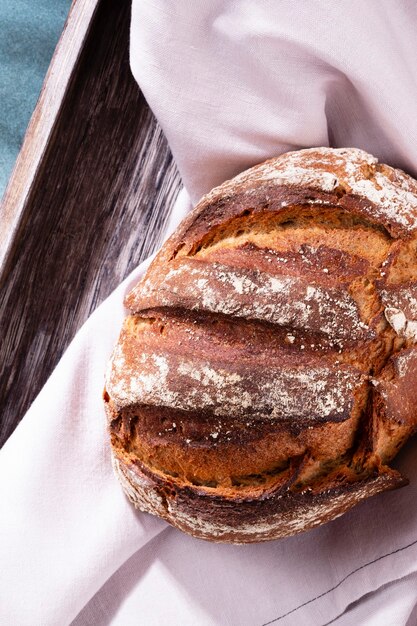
[0,0,181,446]
[0,0,100,268]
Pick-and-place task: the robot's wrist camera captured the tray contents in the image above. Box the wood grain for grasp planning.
[0,0,100,270]
[0,0,181,446]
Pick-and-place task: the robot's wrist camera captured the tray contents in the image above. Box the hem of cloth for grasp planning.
[261,539,417,626]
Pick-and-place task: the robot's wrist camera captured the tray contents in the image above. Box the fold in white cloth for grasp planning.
[2,1,417,624]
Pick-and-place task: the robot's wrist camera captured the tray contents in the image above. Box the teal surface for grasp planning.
[0,0,71,198]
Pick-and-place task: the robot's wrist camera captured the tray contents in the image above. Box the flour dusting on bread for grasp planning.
[105,147,417,543]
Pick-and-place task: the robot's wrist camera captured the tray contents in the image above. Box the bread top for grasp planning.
[135,146,417,266]
[106,147,417,506]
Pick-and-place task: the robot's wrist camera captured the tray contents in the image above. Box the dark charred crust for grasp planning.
[110,403,354,446]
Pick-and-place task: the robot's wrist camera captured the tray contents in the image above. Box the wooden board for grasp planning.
[0,0,181,446]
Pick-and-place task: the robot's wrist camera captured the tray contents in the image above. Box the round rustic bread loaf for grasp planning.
[104,147,417,543]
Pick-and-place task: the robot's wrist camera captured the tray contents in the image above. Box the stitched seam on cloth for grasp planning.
[260,538,417,625]
[321,613,349,626]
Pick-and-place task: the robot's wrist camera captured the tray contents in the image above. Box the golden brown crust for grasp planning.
[105,147,417,543]
[112,454,406,543]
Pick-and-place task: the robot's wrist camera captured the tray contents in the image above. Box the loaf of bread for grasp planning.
[104,147,417,543]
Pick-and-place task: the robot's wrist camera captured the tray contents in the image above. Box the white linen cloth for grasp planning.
[2,1,417,624]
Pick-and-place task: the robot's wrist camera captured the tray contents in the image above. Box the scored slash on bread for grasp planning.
[104,147,417,542]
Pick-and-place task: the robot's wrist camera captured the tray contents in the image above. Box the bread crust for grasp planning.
[112,455,405,543]
[105,147,417,542]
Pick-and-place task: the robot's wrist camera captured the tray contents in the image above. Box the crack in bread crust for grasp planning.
[112,455,406,543]
[106,147,417,543]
